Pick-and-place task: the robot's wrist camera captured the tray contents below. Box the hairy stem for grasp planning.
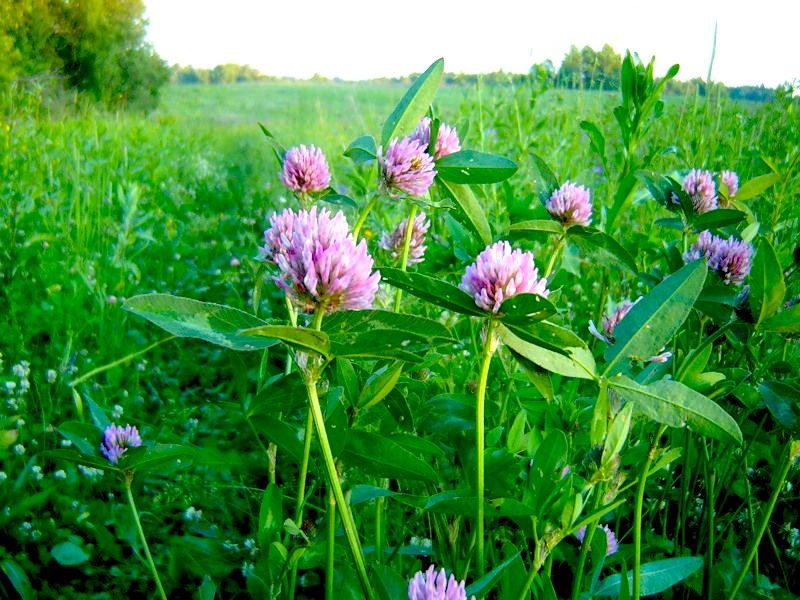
[394,203,419,312]
[124,476,167,600]
[352,195,378,239]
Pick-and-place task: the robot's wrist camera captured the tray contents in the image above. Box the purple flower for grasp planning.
[379,137,436,198]
[460,241,549,314]
[379,212,431,265]
[408,565,475,600]
[720,170,739,199]
[410,117,461,160]
[100,423,142,465]
[589,300,636,344]
[261,208,298,263]
[267,207,380,313]
[576,524,619,556]
[546,181,593,227]
[682,169,718,214]
[280,145,331,194]
[685,230,753,286]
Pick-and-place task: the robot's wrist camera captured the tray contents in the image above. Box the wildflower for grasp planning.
[280,145,331,194]
[111,404,124,420]
[379,212,431,265]
[546,181,593,227]
[30,465,43,481]
[100,423,142,465]
[720,170,739,198]
[576,524,619,556]
[685,230,752,286]
[261,208,298,263]
[268,207,380,313]
[12,443,25,456]
[379,137,436,197]
[682,169,718,213]
[460,241,549,314]
[0,472,7,483]
[229,257,241,267]
[12,361,30,379]
[184,506,202,522]
[54,470,67,480]
[408,564,475,600]
[410,116,461,159]
[589,300,636,344]
[107,295,118,305]
[46,369,57,384]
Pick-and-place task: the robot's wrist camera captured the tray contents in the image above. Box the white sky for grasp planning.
[144,0,799,88]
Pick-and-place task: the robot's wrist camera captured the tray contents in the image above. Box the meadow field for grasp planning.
[1,62,799,599]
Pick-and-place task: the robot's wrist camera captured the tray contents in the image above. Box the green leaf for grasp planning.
[604,261,707,375]
[247,415,304,463]
[258,483,283,548]
[57,421,101,456]
[609,376,742,445]
[124,294,276,351]
[760,303,800,333]
[498,293,557,324]
[529,152,559,194]
[257,123,286,164]
[465,552,521,597]
[437,180,493,245]
[342,430,438,482]
[1,558,35,600]
[509,219,563,236]
[567,226,638,274]
[46,449,118,472]
[381,58,444,145]
[51,541,91,566]
[580,121,606,161]
[690,208,746,230]
[199,575,217,600]
[435,150,518,184]
[357,362,403,410]
[750,238,785,326]
[759,381,800,432]
[320,193,358,209]
[594,556,703,597]
[500,324,596,380]
[735,173,781,201]
[238,325,330,357]
[504,321,584,355]
[372,564,409,600]
[379,268,484,316]
[602,403,634,464]
[344,134,377,162]
[123,444,195,472]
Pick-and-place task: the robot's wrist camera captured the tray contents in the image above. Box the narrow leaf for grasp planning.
[437,180,493,245]
[381,59,444,145]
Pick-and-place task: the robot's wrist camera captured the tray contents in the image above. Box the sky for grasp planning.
[144,0,799,88]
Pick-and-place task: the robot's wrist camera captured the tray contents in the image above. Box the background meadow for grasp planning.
[2,54,800,599]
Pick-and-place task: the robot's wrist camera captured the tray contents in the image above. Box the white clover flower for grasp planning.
[0,472,7,483]
[111,404,124,419]
[54,470,67,480]
[12,444,25,456]
[46,369,57,384]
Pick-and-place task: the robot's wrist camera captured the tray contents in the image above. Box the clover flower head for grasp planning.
[100,423,142,465]
[267,207,380,313]
[460,241,549,314]
[261,208,298,263]
[685,230,752,286]
[379,212,431,265]
[280,144,331,194]
[576,524,619,556]
[683,169,718,214]
[546,181,593,227]
[408,565,475,600]
[379,137,436,198]
[410,117,461,159]
[720,170,739,198]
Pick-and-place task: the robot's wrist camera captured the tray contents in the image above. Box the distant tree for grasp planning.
[0,0,168,110]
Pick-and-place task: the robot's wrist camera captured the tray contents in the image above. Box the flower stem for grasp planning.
[571,486,605,600]
[475,320,499,576]
[543,235,566,280]
[124,475,167,600]
[352,195,378,240]
[633,425,667,600]
[393,203,419,312]
[726,439,796,600]
[326,486,336,600]
[294,409,314,524]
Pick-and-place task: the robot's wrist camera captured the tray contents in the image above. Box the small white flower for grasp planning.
[0,472,7,482]
[111,404,124,419]
[46,369,58,383]
[54,470,67,480]
[60,439,73,447]
[12,444,25,456]
[5,381,17,391]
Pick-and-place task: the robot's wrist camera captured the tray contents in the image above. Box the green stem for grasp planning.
[393,203,419,312]
[305,375,373,598]
[375,478,388,563]
[285,296,298,375]
[543,235,566,280]
[701,442,716,599]
[516,546,542,600]
[294,409,314,524]
[571,486,605,600]
[124,475,167,600]
[726,440,796,600]
[326,486,336,600]
[352,195,378,239]
[70,335,175,387]
[475,321,499,576]
[633,425,667,600]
